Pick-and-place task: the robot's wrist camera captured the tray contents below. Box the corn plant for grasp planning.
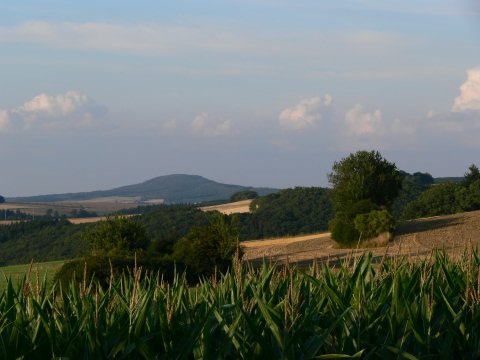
[1,251,480,358]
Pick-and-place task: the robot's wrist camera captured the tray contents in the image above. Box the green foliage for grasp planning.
[328,150,402,211]
[328,217,360,246]
[54,255,180,288]
[354,210,394,239]
[391,171,434,219]
[0,219,88,265]
[139,205,209,241]
[457,179,480,211]
[173,213,239,276]
[230,190,258,202]
[0,195,4,203]
[84,216,150,256]
[239,187,334,239]
[3,253,480,357]
[400,164,480,219]
[328,151,401,245]
[402,182,460,219]
[464,164,480,188]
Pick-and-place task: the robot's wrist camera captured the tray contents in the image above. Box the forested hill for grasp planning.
[9,174,278,204]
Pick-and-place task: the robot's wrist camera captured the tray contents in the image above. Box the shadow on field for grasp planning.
[395,217,462,236]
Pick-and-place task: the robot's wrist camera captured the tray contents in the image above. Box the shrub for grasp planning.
[354,210,395,240]
[329,217,360,247]
[54,255,181,288]
[172,214,239,276]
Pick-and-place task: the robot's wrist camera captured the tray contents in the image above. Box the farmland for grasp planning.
[242,210,480,265]
[0,198,141,217]
[2,252,480,357]
[0,260,64,290]
[200,199,252,214]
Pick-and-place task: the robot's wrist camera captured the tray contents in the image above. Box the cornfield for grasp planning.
[2,251,480,359]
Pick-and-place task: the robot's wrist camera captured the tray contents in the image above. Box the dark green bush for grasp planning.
[54,255,181,288]
[329,217,360,247]
[354,210,394,240]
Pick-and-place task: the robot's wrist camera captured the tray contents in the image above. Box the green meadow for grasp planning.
[0,260,65,290]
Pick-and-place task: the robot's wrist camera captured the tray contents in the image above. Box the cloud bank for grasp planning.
[279,95,332,131]
[0,91,106,132]
[192,113,233,137]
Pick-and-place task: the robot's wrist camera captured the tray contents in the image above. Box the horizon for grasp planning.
[1,1,479,197]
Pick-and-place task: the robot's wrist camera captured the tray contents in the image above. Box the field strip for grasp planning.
[241,232,331,248]
[200,200,252,214]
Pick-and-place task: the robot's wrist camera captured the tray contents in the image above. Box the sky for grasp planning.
[1,0,480,196]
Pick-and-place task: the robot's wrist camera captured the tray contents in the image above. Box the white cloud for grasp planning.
[452,68,480,112]
[344,103,382,136]
[3,91,106,131]
[279,95,332,131]
[426,67,480,133]
[0,110,12,133]
[191,113,233,137]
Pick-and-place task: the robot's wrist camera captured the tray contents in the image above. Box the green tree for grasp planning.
[464,164,480,188]
[84,216,150,256]
[172,213,239,276]
[0,195,4,204]
[328,150,402,211]
[328,150,401,246]
[402,182,460,219]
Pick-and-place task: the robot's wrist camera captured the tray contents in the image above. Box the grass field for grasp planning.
[0,260,65,290]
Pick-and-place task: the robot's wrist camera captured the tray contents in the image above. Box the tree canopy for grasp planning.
[84,216,150,256]
[328,150,402,246]
[328,150,402,212]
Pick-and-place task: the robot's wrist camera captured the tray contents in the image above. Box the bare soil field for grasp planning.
[242,210,480,266]
[201,200,252,215]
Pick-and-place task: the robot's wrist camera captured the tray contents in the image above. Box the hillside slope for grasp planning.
[9,174,278,204]
[242,210,480,265]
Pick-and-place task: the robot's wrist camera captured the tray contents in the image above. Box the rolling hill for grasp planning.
[8,174,278,204]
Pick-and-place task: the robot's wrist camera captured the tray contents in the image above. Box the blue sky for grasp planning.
[1,0,480,196]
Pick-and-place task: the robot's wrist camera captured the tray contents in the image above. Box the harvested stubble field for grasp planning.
[242,210,480,266]
[200,199,252,215]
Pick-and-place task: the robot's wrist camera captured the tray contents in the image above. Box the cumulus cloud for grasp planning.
[344,103,382,136]
[191,113,233,137]
[2,91,106,131]
[426,67,480,133]
[452,68,480,112]
[279,95,332,131]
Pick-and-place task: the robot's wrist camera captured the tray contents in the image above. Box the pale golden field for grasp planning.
[241,210,480,265]
[200,199,252,215]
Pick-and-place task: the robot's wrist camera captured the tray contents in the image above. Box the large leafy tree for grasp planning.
[328,150,402,212]
[328,150,402,246]
[85,216,150,256]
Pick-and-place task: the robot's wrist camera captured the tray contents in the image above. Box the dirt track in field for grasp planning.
[241,210,480,266]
